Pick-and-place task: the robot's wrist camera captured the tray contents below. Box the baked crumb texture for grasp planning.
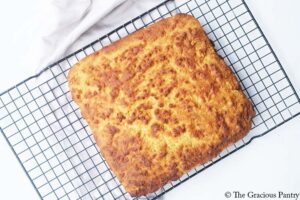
[68,14,255,196]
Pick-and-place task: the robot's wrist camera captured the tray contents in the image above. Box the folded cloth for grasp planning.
[30,0,169,72]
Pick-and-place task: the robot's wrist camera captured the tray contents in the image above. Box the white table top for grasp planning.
[0,0,299,199]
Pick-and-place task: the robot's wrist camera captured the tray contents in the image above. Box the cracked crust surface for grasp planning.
[67,14,255,196]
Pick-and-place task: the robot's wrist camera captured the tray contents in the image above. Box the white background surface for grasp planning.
[0,0,299,200]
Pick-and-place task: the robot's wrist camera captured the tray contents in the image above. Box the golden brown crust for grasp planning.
[67,14,255,196]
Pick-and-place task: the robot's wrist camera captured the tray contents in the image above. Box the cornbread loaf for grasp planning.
[67,13,255,196]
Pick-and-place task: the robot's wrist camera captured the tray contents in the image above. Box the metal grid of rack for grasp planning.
[1,0,300,199]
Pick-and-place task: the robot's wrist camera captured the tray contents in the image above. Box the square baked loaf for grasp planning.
[67,14,254,196]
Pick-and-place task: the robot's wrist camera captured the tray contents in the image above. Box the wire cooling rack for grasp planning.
[1,0,300,199]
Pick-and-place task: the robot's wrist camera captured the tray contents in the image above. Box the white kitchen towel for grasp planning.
[28,0,171,72]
